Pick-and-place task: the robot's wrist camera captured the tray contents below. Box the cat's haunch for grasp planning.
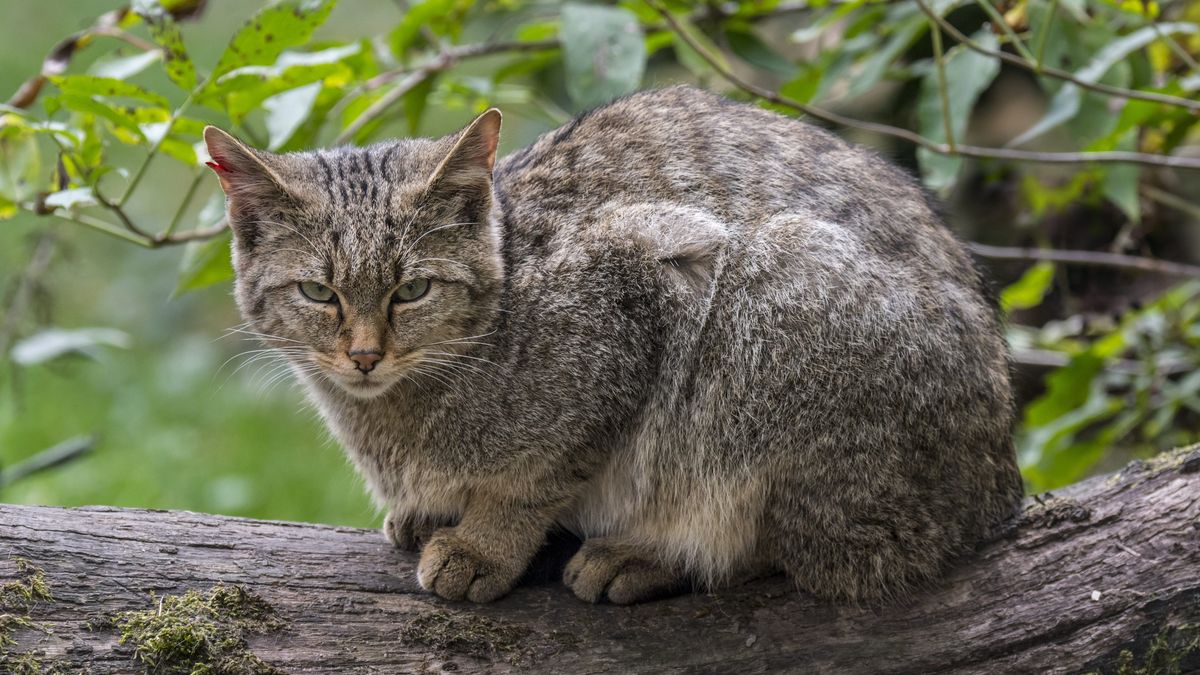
[206,85,1023,604]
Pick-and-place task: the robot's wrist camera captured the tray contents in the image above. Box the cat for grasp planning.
[204,85,1024,605]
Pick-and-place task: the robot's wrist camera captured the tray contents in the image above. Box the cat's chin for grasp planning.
[333,376,396,400]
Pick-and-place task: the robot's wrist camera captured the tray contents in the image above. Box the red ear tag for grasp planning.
[206,160,228,173]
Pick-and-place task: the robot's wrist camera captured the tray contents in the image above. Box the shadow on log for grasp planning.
[2,446,1198,674]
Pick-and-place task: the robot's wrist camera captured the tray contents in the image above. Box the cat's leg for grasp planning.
[383,510,456,552]
[417,495,560,603]
[563,537,689,605]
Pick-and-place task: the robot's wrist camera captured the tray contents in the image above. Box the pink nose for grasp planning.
[348,350,383,373]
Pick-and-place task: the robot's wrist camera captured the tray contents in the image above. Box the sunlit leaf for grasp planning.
[1001,261,1056,313]
[88,51,162,80]
[263,82,323,150]
[561,3,645,109]
[44,187,97,211]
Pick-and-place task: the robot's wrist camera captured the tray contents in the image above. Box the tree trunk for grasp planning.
[2,446,1198,674]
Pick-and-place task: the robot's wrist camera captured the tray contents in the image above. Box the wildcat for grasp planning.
[204,85,1023,605]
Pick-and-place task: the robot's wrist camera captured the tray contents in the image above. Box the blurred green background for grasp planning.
[2,0,1199,527]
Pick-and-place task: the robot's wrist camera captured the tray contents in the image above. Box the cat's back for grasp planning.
[495,86,974,289]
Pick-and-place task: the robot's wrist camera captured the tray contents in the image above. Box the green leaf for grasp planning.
[916,30,1001,192]
[1100,128,1140,224]
[561,3,645,109]
[176,230,235,294]
[209,0,337,82]
[1010,22,1200,147]
[403,75,438,136]
[846,11,925,99]
[725,26,795,77]
[10,328,131,365]
[1001,261,1056,313]
[51,75,171,108]
[132,0,198,91]
[0,195,17,220]
[263,82,323,150]
[389,0,471,58]
[0,131,42,202]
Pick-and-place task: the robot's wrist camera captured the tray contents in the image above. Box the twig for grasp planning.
[164,171,205,238]
[930,16,955,152]
[973,0,1036,63]
[0,436,96,487]
[94,188,155,240]
[650,2,1200,170]
[914,0,1200,113]
[967,242,1200,278]
[1141,184,1200,221]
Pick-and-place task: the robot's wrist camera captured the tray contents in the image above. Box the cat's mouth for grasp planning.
[338,375,395,398]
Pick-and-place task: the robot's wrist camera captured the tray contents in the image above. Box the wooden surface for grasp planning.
[2,446,1198,674]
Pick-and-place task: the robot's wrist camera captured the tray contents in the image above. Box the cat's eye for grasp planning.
[298,281,337,303]
[392,279,430,303]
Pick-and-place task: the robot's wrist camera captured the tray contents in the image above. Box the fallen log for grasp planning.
[1,446,1198,674]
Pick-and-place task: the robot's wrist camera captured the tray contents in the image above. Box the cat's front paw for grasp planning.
[383,510,439,552]
[417,530,520,603]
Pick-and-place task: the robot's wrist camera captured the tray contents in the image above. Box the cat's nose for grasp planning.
[348,350,383,373]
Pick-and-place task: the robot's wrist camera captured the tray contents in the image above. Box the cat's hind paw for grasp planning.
[564,538,687,605]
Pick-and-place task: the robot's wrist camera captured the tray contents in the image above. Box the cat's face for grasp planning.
[204,111,504,399]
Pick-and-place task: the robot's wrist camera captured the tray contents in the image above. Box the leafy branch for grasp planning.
[650,1,1200,171]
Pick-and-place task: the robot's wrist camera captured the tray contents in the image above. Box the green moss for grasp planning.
[398,610,532,665]
[0,559,53,612]
[1111,624,1200,675]
[111,584,286,675]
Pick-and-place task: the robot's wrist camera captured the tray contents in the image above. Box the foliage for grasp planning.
[1,0,1199,510]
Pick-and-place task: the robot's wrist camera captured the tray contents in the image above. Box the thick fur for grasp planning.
[206,86,1023,604]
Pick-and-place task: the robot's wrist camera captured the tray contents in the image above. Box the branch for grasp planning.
[914,0,1200,114]
[6,7,144,110]
[968,242,1200,278]
[649,2,1200,171]
[3,446,1198,672]
[336,39,560,145]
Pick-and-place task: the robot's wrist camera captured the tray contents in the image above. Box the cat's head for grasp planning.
[203,110,504,399]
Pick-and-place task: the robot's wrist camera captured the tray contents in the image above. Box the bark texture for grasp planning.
[2,446,1198,674]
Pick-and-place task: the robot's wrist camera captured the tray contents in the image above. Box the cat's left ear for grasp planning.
[203,126,294,214]
[427,109,501,195]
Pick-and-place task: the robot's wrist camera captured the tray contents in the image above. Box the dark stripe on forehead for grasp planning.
[316,155,335,200]
[335,154,350,205]
[363,150,378,203]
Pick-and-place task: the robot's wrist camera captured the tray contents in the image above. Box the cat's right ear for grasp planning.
[203,126,292,219]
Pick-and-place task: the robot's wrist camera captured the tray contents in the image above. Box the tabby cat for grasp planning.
[204,85,1023,604]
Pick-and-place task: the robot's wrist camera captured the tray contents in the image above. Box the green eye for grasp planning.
[299,281,337,303]
[392,278,430,303]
